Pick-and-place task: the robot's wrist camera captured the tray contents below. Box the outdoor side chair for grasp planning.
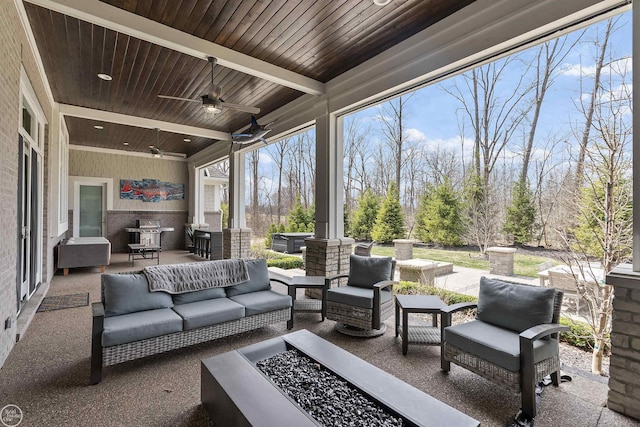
[441,277,568,420]
[325,254,396,337]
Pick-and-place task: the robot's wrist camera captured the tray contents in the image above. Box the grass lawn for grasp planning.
[370,246,552,278]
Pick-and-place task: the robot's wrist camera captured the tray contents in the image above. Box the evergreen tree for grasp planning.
[343,204,351,237]
[349,189,380,240]
[416,179,463,246]
[503,179,536,245]
[414,187,433,243]
[265,223,279,248]
[571,172,632,260]
[286,196,314,232]
[371,182,406,243]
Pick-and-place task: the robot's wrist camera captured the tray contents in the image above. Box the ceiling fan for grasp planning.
[148,128,187,159]
[158,57,260,116]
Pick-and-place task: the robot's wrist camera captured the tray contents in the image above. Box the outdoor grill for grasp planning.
[125,220,174,247]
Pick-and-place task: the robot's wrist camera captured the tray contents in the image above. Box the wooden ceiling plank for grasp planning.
[170,0,201,30]
[252,1,343,73]
[201,0,243,44]
[220,0,271,48]
[25,0,325,95]
[225,0,286,52]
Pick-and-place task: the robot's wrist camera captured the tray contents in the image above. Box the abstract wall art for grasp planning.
[120,179,184,202]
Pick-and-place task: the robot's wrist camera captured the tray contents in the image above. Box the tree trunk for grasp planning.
[574,19,612,191]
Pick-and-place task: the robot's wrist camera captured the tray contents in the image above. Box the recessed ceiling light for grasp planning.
[98,73,112,81]
[183,138,191,142]
[149,145,154,148]
[373,0,391,5]
[123,142,129,146]
[94,125,104,130]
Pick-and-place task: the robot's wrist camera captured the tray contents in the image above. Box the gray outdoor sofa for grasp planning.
[90,258,292,384]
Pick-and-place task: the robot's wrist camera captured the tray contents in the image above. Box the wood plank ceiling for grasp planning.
[24,0,475,157]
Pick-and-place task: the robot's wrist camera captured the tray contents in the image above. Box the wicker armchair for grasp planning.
[441,277,568,420]
[325,255,396,337]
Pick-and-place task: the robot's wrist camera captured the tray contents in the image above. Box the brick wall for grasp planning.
[0,2,54,368]
[304,238,354,299]
[607,265,640,421]
[223,228,251,259]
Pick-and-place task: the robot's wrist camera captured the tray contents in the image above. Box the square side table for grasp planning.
[395,295,447,355]
[271,275,327,329]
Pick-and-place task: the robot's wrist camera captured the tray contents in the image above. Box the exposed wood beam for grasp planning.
[59,104,231,140]
[24,0,325,96]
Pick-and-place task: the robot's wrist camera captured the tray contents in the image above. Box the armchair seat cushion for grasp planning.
[172,298,245,330]
[103,308,183,347]
[326,286,392,309]
[444,320,559,372]
[229,290,292,316]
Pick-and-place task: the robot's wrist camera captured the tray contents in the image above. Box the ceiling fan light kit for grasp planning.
[202,96,222,114]
[157,56,259,117]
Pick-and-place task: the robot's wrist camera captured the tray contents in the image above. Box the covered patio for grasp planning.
[2,0,640,425]
[1,250,634,426]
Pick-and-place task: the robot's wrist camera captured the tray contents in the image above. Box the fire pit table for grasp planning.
[201,329,479,427]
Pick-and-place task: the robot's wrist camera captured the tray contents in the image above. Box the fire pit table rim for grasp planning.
[201,329,479,427]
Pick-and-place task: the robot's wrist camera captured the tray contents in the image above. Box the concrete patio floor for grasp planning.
[1,250,638,426]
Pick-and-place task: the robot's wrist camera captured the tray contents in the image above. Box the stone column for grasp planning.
[606,264,640,421]
[393,239,415,261]
[486,247,517,276]
[223,228,252,259]
[304,237,354,299]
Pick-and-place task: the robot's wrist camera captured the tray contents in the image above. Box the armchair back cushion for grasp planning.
[172,287,227,304]
[102,273,174,317]
[477,276,555,333]
[346,255,393,289]
[224,259,271,297]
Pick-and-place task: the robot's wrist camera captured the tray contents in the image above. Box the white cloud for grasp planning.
[560,56,632,78]
[405,128,426,142]
[259,151,273,164]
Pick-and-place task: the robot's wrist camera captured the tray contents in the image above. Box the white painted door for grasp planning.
[78,184,106,237]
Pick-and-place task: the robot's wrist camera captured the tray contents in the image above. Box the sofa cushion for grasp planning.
[102,273,173,317]
[477,276,555,333]
[326,286,392,309]
[444,320,559,372]
[172,298,245,330]
[172,287,227,305]
[346,255,393,289]
[102,308,183,347]
[229,290,292,316]
[225,259,271,297]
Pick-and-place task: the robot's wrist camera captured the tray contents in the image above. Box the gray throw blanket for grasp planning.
[144,259,249,293]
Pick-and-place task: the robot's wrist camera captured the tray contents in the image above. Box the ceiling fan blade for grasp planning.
[221,102,260,115]
[158,94,201,103]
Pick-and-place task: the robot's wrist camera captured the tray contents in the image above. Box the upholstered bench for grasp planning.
[57,237,111,275]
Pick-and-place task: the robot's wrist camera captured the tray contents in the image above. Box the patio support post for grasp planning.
[604,1,640,419]
[187,163,197,224]
[304,102,353,291]
[224,149,250,259]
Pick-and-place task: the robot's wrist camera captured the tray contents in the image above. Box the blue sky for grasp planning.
[250,11,632,201]
[350,11,632,162]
